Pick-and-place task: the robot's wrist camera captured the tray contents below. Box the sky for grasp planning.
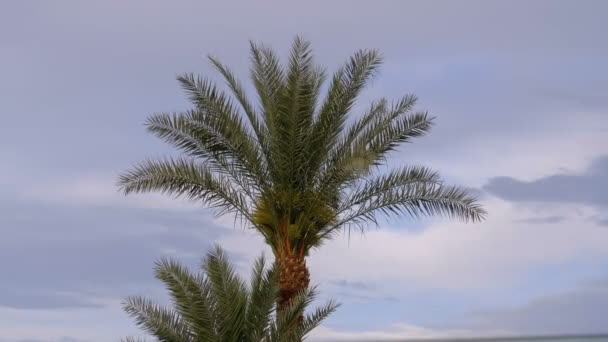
[1,0,608,341]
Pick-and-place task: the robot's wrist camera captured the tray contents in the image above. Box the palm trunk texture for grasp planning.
[278,254,310,312]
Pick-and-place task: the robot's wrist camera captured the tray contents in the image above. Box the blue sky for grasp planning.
[2,1,608,341]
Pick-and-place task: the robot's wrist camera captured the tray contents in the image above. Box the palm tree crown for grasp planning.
[119,36,485,308]
[123,246,337,342]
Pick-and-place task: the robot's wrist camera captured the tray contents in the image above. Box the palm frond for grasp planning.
[300,298,340,337]
[363,111,434,165]
[248,41,288,184]
[118,158,253,222]
[245,254,278,341]
[144,111,261,199]
[154,258,217,340]
[249,41,284,128]
[121,337,148,342]
[339,95,419,166]
[202,245,249,341]
[175,74,268,188]
[123,245,337,342]
[271,286,337,342]
[319,99,430,195]
[327,183,486,237]
[306,49,383,176]
[123,296,193,342]
[337,166,442,212]
[275,286,316,333]
[269,37,318,188]
[286,37,319,174]
[338,98,390,151]
[207,55,268,153]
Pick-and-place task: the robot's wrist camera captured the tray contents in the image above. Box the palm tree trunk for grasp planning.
[277,253,310,312]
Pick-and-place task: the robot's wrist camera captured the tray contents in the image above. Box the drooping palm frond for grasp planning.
[123,245,337,342]
[329,183,485,236]
[144,111,261,200]
[124,296,194,342]
[119,36,486,257]
[338,166,443,211]
[119,158,253,222]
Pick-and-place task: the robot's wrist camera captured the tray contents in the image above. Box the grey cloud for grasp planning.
[2,0,608,176]
[334,292,400,304]
[330,280,376,291]
[515,216,566,224]
[0,198,228,309]
[464,278,608,335]
[2,0,608,338]
[587,216,608,227]
[329,280,401,303]
[1,292,103,310]
[483,156,608,207]
[538,88,608,111]
[4,0,606,55]
[15,338,86,342]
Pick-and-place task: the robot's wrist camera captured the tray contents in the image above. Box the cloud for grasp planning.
[12,337,86,342]
[515,216,566,224]
[3,0,608,181]
[0,300,136,342]
[0,292,104,310]
[0,196,230,310]
[18,175,199,211]
[2,0,608,339]
[464,278,608,335]
[397,111,608,188]
[326,280,402,304]
[483,155,608,207]
[330,280,376,291]
[538,87,608,111]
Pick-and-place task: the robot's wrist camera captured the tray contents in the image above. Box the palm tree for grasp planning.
[118,37,485,311]
[122,245,337,342]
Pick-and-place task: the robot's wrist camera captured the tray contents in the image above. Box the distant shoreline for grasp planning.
[320,334,608,342]
[398,334,608,341]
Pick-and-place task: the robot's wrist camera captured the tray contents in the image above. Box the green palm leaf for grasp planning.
[123,296,193,342]
[123,245,336,342]
[119,36,486,319]
[118,158,252,222]
[154,258,217,340]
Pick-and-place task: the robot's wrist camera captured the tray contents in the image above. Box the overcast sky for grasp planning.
[2,1,608,341]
